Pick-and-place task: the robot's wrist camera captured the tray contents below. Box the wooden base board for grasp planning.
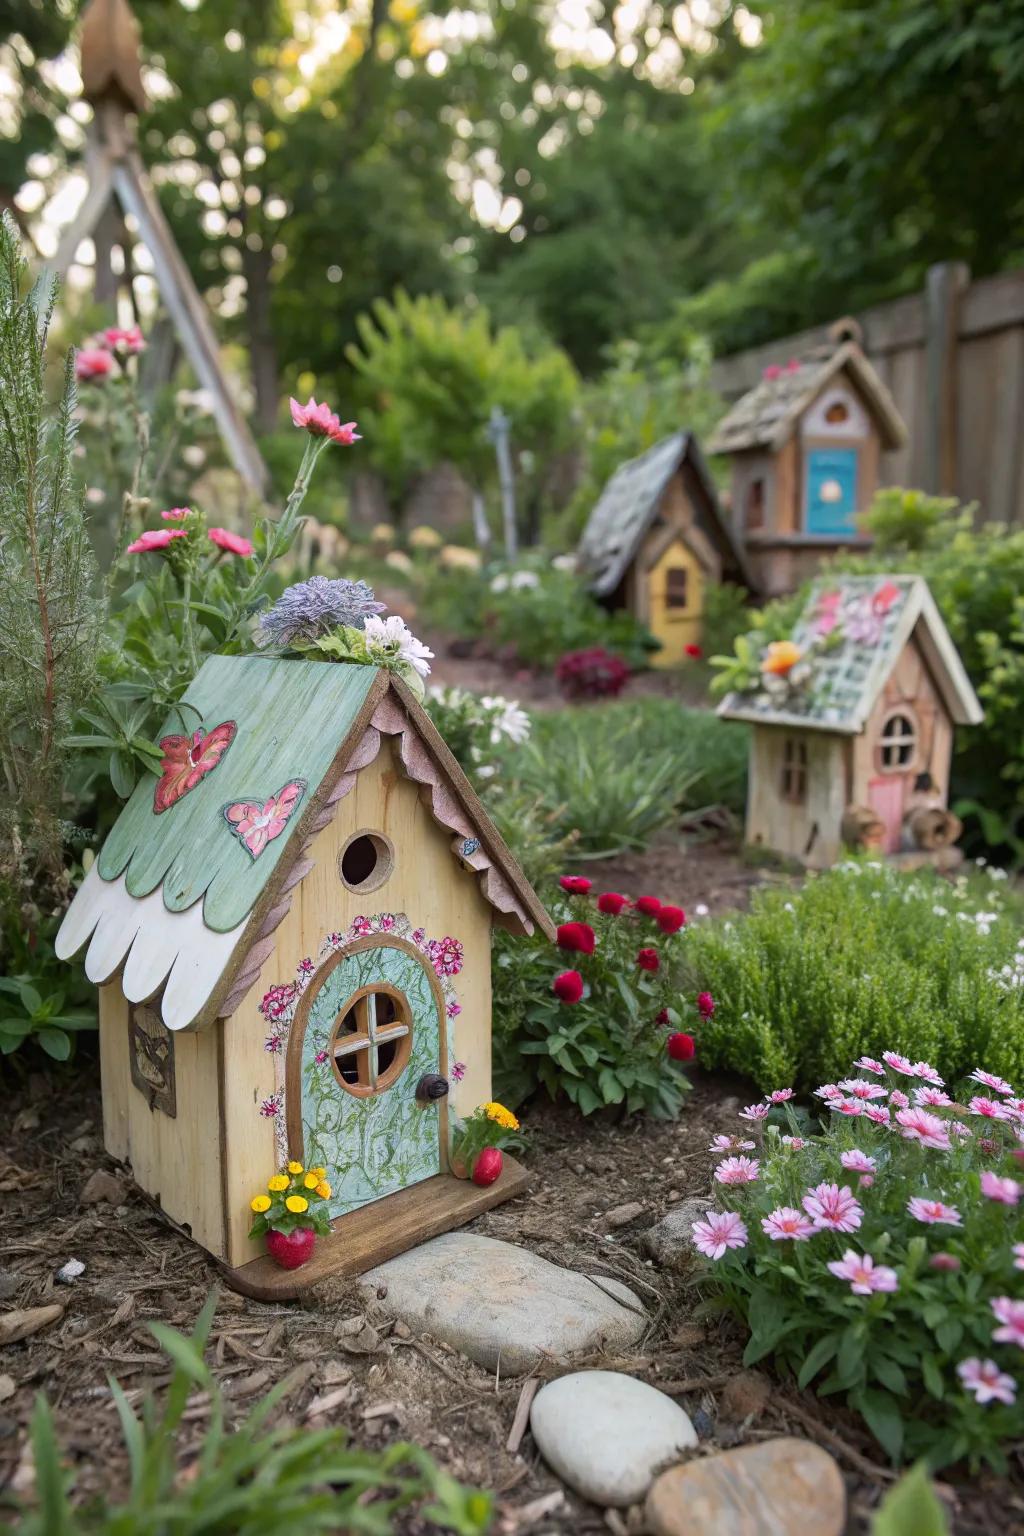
[890,846,963,872]
[222,1155,531,1301]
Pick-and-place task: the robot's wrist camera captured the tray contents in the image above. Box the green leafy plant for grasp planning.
[493,881,703,1116]
[682,860,1024,1093]
[692,1054,1024,1471]
[0,970,94,1062]
[9,1292,492,1535]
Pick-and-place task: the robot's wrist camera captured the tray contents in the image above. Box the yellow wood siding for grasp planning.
[646,539,704,664]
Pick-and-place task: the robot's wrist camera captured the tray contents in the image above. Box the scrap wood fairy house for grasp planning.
[717,575,982,869]
[577,431,753,664]
[709,333,908,598]
[56,655,553,1294]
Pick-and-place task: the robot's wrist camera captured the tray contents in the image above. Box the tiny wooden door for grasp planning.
[647,539,703,665]
[804,447,859,535]
[868,775,905,853]
[295,937,446,1219]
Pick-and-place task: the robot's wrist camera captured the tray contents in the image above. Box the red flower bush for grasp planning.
[656,905,686,934]
[634,896,662,917]
[667,1032,695,1062]
[597,892,630,915]
[559,875,593,894]
[552,970,584,1004]
[637,947,660,972]
[555,646,630,701]
[557,921,596,955]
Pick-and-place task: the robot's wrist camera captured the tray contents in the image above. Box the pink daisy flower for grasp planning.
[739,1103,770,1122]
[957,1358,1016,1405]
[991,1297,1024,1348]
[907,1196,962,1226]
[160,506,191,520]
[709,1135,756,1154]
[864,1104,892,1126]
[883,1051,915,1076]
[854,1057,885,1077]
[969,1096,1010,1121]
[126,528,188,554]
[289,395,361,445]
[1013,1244,1024,1271]
[767,1088,795,1103]
[889,1089,910,1111]
[895,1107,951,1150]
[692,1210,748,1260]
[971,1069,1014,1097]
[1003,1098,1024,1120]
[209,527,254,557]
[912,1062,944,1086]
[831,1098,863,1117]
[913,1086,952,1108]
[840,1149,876,1175]
[980,1172,1020,1205]
[715,1155,760,1185]
[761,1207,815,1242]
[827,1249,898,1296]
[802,1182,863,1233]
[814,1084,843,1101]
[838,1079,887,1101]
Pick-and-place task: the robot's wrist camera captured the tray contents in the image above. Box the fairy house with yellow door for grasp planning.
[577,431,752,664]
[709,333,908,598]
[56,647,553,1294]
[717,575,982,869]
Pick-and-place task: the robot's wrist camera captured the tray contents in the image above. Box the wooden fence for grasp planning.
[709,263,1024,526]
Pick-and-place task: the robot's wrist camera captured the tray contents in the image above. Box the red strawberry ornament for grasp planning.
[266,1226,316,1269]
[472,1148,504,1187]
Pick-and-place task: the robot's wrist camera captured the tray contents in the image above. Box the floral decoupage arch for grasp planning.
[257,912,466,1176]
[153,720,236,814]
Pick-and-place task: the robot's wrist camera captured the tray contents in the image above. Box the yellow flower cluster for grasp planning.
[268,1174,289,1192]
[483,1102,519,1131]
[250,1195,271,1213]
[250,1163,332,1217]
[286,1195,308,1214]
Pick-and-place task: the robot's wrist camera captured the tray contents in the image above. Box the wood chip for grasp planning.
[305,1384,355,1419]
[506,1376,539,1455]
[361,1400,401,1421]
[0,1374,15,1403]
[230,1369,271,1399]
[0,1304,64,1345]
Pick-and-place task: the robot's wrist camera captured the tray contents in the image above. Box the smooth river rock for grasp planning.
[360,1233,646,1375]
[645,1437,846,1535]
[643,1197,714,1265]
[530,1370,697,1507]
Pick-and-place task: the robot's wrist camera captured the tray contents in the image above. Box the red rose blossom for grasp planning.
[634,896,662,917]
[667,1032,695,1062]
[552,970,584,1004]
[696,991,715,1020]
[684,643,703,659]
[597,892,629,915]
[637,947,660,973]
[559,875,593,895]
[656,904,685,934]
[557,921,596,955]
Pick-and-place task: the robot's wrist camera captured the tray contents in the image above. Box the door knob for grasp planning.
[416,1073,449,1103]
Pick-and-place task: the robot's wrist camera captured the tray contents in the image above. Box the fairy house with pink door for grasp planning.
[717,575,982,869]
[55,646,553,1296]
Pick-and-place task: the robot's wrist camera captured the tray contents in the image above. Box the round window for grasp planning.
[338,831,394,893]
[330,988,412,1097]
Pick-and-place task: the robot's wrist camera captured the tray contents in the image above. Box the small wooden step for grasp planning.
[222,1156,531,1301]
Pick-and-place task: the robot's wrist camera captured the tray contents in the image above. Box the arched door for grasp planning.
[288,936,447,1219]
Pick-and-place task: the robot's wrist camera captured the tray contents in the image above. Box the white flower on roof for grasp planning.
[480,696,530,746]
[363,614,434,679]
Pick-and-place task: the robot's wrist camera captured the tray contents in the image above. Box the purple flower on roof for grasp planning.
[257,576,385,648]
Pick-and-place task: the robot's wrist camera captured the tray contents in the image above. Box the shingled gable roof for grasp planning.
[708,340,908,456]
[56,655,554,1032]
[717,575,983,735]
[577,430,752,598]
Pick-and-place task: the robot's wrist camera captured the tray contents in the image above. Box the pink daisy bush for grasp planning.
[689,1052,1024,1467]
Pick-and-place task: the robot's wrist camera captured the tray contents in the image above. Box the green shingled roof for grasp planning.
[98,655,380,932]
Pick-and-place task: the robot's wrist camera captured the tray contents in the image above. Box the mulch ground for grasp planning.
[0,818,1020,1531]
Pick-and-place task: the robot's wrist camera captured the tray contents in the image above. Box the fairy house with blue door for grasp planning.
[56,657,552,1291]
[577,431,752,664]
[709,337,908,597]
[717,575,982,869]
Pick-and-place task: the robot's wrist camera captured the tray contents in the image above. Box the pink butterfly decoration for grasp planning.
[153,720,236,814]
[224,779,306,860]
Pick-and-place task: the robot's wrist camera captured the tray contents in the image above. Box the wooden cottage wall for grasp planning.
[745,725,850,868]
[850,636,952,805]
[219,736,496,1267]
[98,987,226,1255]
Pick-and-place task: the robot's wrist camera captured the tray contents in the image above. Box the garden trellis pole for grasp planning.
[487,404,518,559]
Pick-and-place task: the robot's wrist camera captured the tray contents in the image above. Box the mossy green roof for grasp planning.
[98,655,380,932]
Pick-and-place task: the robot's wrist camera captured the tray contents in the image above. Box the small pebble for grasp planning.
[56,1259,85,1284]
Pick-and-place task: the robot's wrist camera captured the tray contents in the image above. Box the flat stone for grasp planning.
[360,1233,646,1376]
[80,1170,128,1206]
[643,1197,714,1265]
[645,1437,845,1536]
[530,1370,696,1507]
[603,1201,644,1230]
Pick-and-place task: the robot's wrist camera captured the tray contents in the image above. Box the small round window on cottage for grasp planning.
[339,831,394,893]
[879,712,917,770]
[330,989,411,1097]
[825,400,850,425]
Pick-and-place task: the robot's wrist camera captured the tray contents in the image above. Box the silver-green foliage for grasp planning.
[13,1293,492,1535]
[0,211,100,861]
[683,860,1024,1090]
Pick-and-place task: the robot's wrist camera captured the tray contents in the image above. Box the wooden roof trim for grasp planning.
[80,0,148,113]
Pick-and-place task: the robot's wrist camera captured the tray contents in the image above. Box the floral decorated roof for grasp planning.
[55,655,552,1030]
[717,575,982,735]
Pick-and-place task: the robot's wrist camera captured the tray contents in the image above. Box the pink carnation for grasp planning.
[912,1061,944,1086]
[895,1106,951,1150]
[971,1069,1014,1096]
[709,1135,755,1154]
[802,1182,863,1233]
[209,527,254,557]
[840,1149,876,1175]
[958,1357,1016,1405]
[1013,1243,1024,1271]
[827,1249,898,1296]
[103,324,145,352]
[715,1155,760,1185]
[838,1078,887,1101]
[863,1104,891,1125]
[761,1206,815,1242]
[969,1096,1010,1121]
[289,395,361,445]
[692,1210,748,1260]
[980,1172,1020,1205]
[75,346,113,381]
[882,1051,915,1076]
[907,1196,962,1226]
[889,1088,910,1110]
[991,1297,1024,1349]
[831,1098,864,1117]
[913,1086,952,1108]
[161,506,191,520]
[854,1056,885,1076]
[126,528,188,554]
[739,1103,770,1122]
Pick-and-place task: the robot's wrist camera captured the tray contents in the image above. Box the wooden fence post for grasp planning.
[923,261,970,496]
